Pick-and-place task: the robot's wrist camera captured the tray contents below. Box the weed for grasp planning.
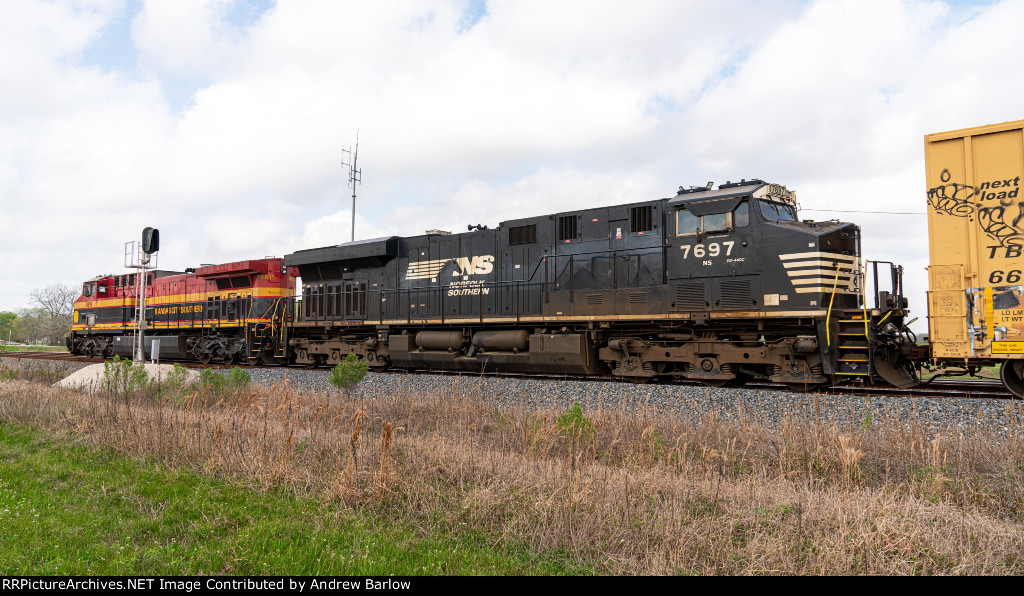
[643,427,666,462]
[228,367,251,391]
[556,402,594,443]
[103,356,155,394]
[328,354,368,398]
[164,364,190,393]
[199,368,227,393]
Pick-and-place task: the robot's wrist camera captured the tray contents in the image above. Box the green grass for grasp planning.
[0,345,67,353]
[0,422,589,575]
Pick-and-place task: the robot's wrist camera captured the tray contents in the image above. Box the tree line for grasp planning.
[1,284,78,346]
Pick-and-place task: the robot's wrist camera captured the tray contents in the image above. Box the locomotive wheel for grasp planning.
[1000,360,1024,399]
[223,353,239,366]
[199,353,213,365]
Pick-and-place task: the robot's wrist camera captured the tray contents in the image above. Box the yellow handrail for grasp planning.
[825,262,842,347]
[861,261,869,340]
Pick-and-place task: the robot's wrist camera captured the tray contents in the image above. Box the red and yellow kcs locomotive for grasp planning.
[68,258,296,365]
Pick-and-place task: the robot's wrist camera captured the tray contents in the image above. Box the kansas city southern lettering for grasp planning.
[154,305,204,316]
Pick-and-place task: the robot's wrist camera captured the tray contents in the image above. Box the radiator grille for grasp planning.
[509,224,536,245]
[674,282,706,310]
[630,206,654,233]
[719,279,752,310]
[558,215,578,241]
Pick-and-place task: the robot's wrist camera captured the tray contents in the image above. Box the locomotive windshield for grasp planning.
[759,199,797,222]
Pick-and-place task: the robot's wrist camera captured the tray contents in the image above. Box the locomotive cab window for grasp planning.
[676,210,699,235]
[675,200,749,236]
[759,200,797,222]
[733,201,749,227]
[703,212,729,234]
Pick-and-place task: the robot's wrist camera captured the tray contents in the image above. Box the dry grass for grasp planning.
[1,372,1022,575]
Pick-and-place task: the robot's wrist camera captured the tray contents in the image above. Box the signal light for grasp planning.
[142,227,160,254]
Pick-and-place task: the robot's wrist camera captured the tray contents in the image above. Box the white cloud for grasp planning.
[298,209,389,251]
[131,0,253,77]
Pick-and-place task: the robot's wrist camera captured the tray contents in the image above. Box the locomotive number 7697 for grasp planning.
[680,241,735,259]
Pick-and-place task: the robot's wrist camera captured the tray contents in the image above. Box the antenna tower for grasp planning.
[341,130,363,243]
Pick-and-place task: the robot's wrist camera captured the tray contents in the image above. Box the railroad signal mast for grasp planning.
[341,130,362,243]
[125,227,159,362]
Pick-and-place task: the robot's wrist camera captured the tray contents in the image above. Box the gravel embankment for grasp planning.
[0,357,92,377]
[246,367,1023,436]
[3,357,1021,435]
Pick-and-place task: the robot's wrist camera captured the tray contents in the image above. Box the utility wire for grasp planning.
[801,208,925,215]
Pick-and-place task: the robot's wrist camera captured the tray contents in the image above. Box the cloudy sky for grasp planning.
[1,0,1022,331]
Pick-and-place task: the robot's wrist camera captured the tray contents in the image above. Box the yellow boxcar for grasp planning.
[925,119,1024,395]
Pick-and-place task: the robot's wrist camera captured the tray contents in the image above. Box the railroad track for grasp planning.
[2,351,1015,399]
[0,351,268,370]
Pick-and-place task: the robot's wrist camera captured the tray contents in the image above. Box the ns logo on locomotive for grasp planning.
[66,119,1024,398]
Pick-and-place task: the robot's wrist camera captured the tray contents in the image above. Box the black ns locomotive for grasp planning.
[282,179,916,390]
